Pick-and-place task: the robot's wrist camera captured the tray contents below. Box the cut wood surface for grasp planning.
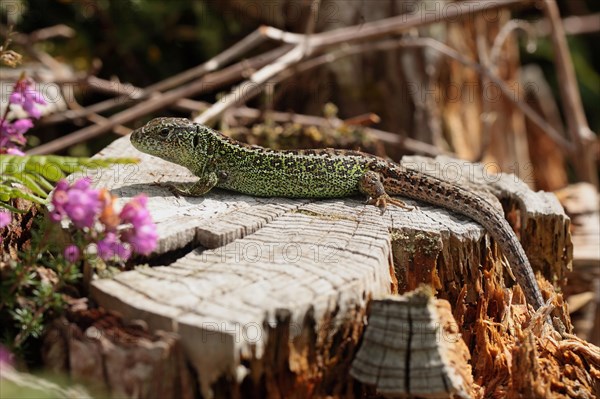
[350,288,476,399]
[84,134,581,398]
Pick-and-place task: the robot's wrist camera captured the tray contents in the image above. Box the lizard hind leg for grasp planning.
[359,170,413,213]
[160,172,219,197]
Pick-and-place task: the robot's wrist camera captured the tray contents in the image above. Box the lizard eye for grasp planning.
[159,128,170,138]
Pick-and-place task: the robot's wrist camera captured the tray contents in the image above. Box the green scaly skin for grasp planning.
[130,117,547,313]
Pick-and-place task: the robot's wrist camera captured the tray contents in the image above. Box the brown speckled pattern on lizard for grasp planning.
[130,117,546,311]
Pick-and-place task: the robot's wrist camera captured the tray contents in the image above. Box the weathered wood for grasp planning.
[350,288,476,398]
[556,183,600,346]
[82,134,578,398]
[400,155,572,296]
[42,309,194,399]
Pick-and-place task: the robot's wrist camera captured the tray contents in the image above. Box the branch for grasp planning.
[542,0,597,186]
[39,28,268,126]
[490,19,538,67]
[195,0,533,126]
[194,44,308,125]
[195,3,327,126]
[27,46,291,154]
[26,0,549,156]
[0,24,75,44]
[535,12,600,36]
[263,0,533,47]
[223,106,446,157]
[198,32,574,154]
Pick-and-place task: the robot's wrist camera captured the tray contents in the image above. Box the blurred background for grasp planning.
[1,1,598,183]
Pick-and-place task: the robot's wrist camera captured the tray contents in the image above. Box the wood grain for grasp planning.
[85,135,576,397]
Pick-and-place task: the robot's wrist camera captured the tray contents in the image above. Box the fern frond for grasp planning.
[0,155,139,209]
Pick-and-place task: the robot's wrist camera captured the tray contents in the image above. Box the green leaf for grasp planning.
[0,202,23,213]
[0,155,139,206]
[0,184,46,203]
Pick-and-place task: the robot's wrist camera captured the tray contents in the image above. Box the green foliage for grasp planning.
[0,215,82,353]
[0,155,142,354]
[17,0,247,86]
[0,155,138,211]
[0,155,139,352]
[522,34,600,133]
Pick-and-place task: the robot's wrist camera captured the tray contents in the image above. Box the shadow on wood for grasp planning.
[56,135,597,398]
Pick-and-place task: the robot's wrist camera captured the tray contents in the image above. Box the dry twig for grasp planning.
[27,0,571,159]
[195,0,535,125]
[542,0,597,187]
[27,46,290,154]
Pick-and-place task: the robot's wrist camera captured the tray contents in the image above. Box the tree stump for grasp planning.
[72,135,597,398]
[350,288,476,398]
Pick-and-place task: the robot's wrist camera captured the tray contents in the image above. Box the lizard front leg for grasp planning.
[359,170,413,213]
[162,172,218,197]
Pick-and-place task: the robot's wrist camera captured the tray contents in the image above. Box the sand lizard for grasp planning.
[130,117,546,312]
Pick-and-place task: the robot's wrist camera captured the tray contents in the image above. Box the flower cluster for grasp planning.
[118,196,157,256]
[9,78,46,119]
[50,179,102,228]
[0,76,46,155]
[50,178,158,262]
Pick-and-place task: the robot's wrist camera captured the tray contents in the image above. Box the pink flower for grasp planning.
[119,195,150,227]
[122,223,158,255]
[6,148,25,156]
[97,232,131,261]
[9,78,46,119]
[51,180,69,212]
[1,119,32,142]
[64,191,101,229]
[50,179,73,222]
[49,182,158,262]
[0,211,10,228]
[64,245,80,263]
[0,77,44,154]
[50,178,101,228]
[0,119,32,154]
[72,178,92,191]
[119,195,157,255]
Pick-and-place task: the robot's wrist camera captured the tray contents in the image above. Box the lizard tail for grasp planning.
[374,161,545,311]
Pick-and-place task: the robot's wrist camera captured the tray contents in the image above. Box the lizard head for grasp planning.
[131,117,210,171]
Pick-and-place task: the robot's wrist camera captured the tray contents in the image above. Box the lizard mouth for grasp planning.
[130,126,145,150]
[130,124,165,159]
